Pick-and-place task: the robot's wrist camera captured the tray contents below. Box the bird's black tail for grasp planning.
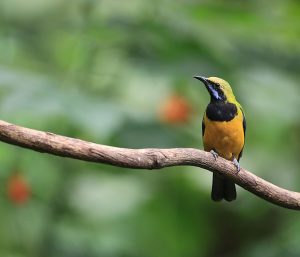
[211,173,236,201]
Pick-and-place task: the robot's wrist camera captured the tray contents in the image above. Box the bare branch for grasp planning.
[0,120,298,210]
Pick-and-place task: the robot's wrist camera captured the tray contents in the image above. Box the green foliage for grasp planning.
[0,0,300,256]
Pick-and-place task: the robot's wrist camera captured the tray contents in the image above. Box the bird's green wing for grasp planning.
[202,116,205,137]
[238,108,246,161]
[242,107,246,136]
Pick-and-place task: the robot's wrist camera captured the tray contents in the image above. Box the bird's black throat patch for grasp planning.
[206,102,238,121]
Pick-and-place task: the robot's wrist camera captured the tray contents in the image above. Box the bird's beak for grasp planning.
[193,76,209,87]
[194,75,219,100]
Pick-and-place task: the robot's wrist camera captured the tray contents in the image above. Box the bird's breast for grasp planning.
[203,108,244,160]
[206,102,237,122]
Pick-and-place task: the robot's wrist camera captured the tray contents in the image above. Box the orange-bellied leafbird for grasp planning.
[194,76,246,201]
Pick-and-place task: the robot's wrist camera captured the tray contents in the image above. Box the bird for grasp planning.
[194,76,246,201]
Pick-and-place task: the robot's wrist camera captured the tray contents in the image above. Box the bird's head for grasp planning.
[194,76,236,103]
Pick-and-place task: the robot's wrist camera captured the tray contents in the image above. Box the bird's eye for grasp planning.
[215,83,220,88]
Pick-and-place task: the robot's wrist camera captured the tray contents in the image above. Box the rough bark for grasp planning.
[0,120,299,210]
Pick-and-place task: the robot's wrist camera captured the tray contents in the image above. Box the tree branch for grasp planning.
[0,119,298,210]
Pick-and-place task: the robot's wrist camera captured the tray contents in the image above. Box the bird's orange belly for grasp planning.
[203,118,244,160]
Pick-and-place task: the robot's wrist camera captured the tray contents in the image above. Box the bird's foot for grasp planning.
[232,157,240,172]
[210,150,219,161]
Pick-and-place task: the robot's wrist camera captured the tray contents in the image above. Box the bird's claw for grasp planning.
[232,157,240,172]
[210,150,219,161]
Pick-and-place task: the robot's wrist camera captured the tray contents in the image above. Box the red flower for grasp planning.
[160,95,192,124]
[7,174,31,205]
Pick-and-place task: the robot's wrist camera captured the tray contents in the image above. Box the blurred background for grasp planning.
[0,0,300,256]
